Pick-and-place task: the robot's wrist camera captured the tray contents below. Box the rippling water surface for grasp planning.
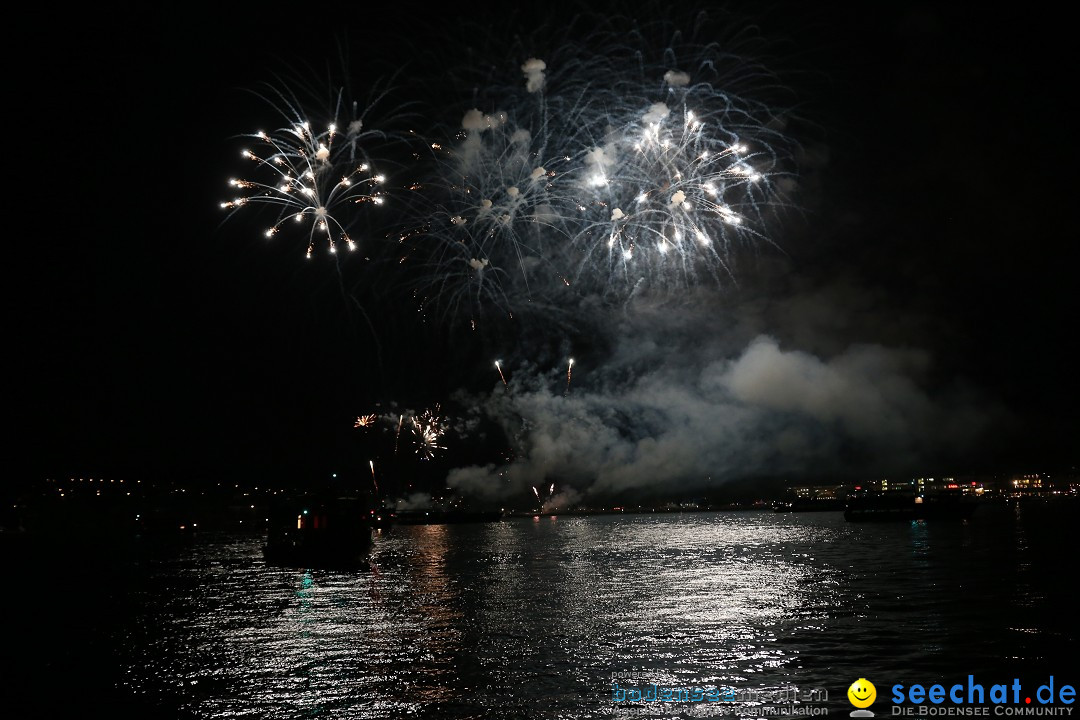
[11,502,1077,718]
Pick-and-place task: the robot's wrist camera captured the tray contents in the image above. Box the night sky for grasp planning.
[14,3,1076,498]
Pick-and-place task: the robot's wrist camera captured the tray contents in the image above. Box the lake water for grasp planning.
[9,501,1077,718]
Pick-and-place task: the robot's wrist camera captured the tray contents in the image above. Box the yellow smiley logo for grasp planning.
[848,678,876,708]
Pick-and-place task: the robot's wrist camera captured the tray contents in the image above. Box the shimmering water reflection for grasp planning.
[16,504,1077,718]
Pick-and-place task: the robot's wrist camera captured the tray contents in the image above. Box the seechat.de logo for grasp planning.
[849,678,877,717]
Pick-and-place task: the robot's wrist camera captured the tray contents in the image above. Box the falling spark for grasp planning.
[369,460,379,495]
[564,358,575,396]
[495,359,507,387]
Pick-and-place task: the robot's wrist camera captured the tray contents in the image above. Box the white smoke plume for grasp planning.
[447,297,996,507]
[521,57,547,93]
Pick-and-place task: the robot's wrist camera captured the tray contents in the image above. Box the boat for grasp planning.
[844,489,979,522]
[263,493,375,568]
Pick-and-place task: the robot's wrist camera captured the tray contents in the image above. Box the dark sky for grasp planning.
[13,3,1076,495]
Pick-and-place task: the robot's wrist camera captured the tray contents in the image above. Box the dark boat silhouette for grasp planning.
[263,493,375,568]
[844,489,979,522]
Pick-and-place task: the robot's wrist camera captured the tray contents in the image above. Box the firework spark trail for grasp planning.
[369,459,379,495]
[564,358,575,396]
[530,482,557,510]
[495,359,508,387]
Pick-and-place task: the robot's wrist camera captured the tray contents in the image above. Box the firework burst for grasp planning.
[405,11,795,324]
[355,405,452,462]
[221,120,387,259]
[409,103,580,326]
[221,6,801,332]
[220,77,421,260]
[567,94,781,295]
[410,405,448,461]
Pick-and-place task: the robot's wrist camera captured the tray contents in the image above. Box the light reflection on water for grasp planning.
[13,504,1077,718]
